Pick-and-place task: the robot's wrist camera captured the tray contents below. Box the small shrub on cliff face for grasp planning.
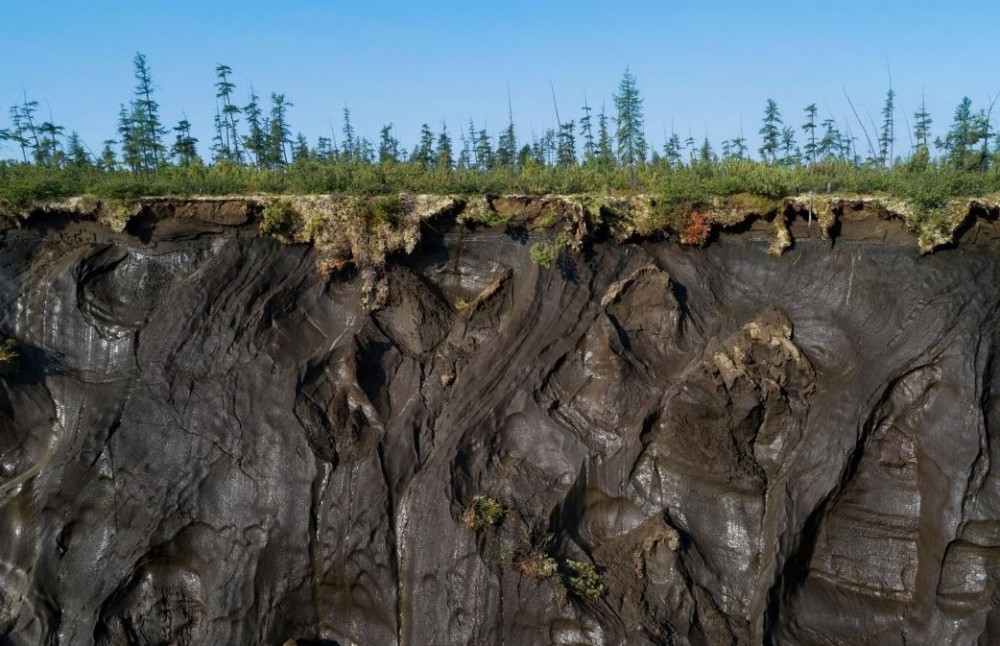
[491,526,608,600]
[516,552,559,579]
[461,196,512,227]
[529,241,558,268]
[0,338,19,374]
[528,232,570,268]
[680,212,711,246]
[461,495,504,531]
[502,531,558,578]
[561,559,607,600]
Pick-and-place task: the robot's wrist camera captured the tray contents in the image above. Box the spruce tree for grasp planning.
[698,137,715,166]
[356,137,375,163]
[1,113,16,161]
[211,107,228,163]
[37,121,64,166]
[818,117,842,160]
[5,103,30,162]
[18,92,40,161]
[662,132,681,167]
[530,134,545,165]
[66,131,89,167]
[613,67,646,167]
[267,93,292,167]
[99,139,117,171]
[579,100,595,163]
[557,120,576,166]
[117,103,141,174]
[496,96,517,167]
[517,144,533,167]
[243,88,267,169]
[456,134,471,169]
[913,95,933,152]
[878,87,895,166]
[292,133,310,162]
[758,99,782,162]
[0,127,12,158]
[939,100,992,171]
[540,128,557,166]
[171,117,200,165]
[474,127,493,170]
[341,107,356,162]
[937,97,975,170]
[414,123,435,167]
[436,123,454,169]
[496,125,516,167]
[215,64,242,164]
[780,126,799,166]
[130,53,165,171]
[730,135,747,160]
[596,105,614,167]
[316,136,334,162]
[802,104,818,165]
[466,120,478,167]
[378,124,400,163]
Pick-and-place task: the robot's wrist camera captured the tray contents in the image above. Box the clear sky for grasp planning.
[2,0,999,159]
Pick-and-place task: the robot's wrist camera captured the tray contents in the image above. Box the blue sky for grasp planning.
[2,1,999,159]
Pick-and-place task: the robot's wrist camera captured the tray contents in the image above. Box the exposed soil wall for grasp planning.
[1,196,1000,644]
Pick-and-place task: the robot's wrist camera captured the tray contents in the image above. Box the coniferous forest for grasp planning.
[3,53,1000,212]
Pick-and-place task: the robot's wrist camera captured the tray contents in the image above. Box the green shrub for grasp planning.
[528,242,557,268]
[561,559,607,599]
[461,495,504,531]
[529,232,570,268]
[465,201,512,227]
[0,338,19,374]
[516,552,558,579]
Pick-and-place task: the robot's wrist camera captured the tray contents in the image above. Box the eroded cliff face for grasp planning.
[1,198,1000,645]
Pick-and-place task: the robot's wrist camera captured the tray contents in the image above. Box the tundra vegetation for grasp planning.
[3,54,1000,239]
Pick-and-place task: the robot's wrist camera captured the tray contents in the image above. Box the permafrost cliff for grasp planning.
[2,194,1000,644]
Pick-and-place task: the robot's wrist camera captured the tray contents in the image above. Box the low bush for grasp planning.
[680,212,711,246]
[528,232,570,268]
[460,495,505,531]
[561,559,607,600]
[516,552,558,579]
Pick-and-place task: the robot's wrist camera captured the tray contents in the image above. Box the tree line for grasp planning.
[3,53,1000,205]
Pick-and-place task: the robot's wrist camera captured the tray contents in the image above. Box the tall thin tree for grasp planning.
[613,67,647,168]
[131,52,165,170]
[215,64,243,164]
[758,99,782,162]
[802,104,818,165]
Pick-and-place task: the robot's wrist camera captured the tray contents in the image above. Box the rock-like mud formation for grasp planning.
[2,197,1000,644]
